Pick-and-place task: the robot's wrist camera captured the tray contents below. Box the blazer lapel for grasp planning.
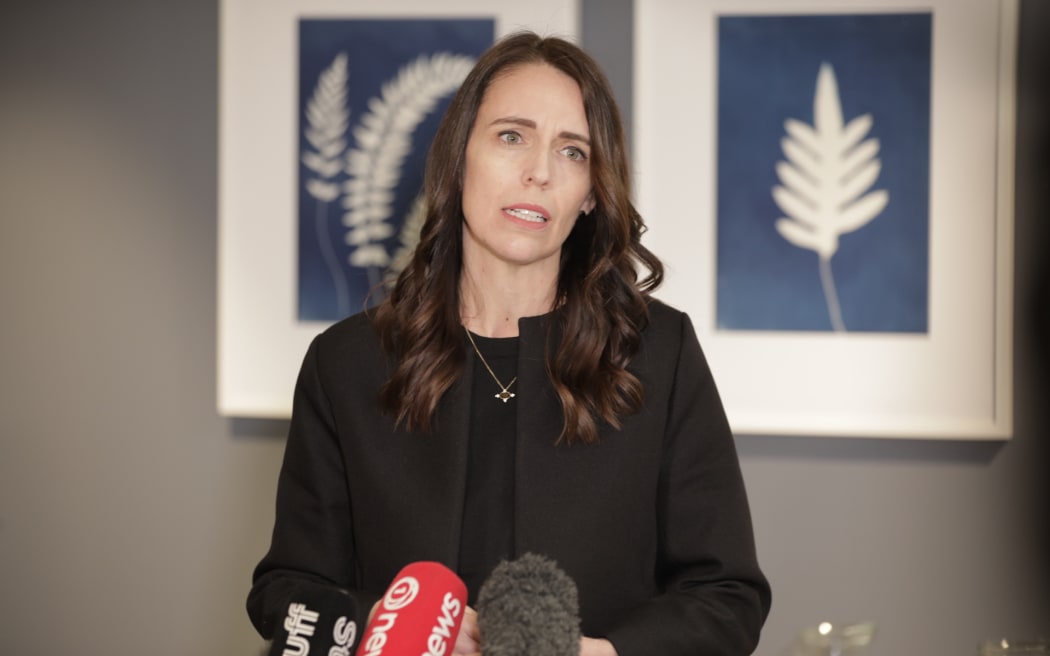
[418,352,473,569]
[514,313,569,555]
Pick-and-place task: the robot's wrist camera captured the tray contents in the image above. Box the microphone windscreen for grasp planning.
[476,552,581,656]
[355,561,468,656]
[267,584,359,656]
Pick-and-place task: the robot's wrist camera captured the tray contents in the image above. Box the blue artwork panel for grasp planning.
[716,13,931,332]
[298,19,494,321]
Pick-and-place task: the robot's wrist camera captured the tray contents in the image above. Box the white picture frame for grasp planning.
[634,0,1016,438]
[218,0,579,417]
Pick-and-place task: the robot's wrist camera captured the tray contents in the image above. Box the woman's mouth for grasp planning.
[504,207,549,223]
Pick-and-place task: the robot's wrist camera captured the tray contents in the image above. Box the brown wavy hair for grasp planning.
[371,31,663,444]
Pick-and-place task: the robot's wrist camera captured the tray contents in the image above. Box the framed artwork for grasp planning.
[634,0,1017,438]
[219,0,579,417]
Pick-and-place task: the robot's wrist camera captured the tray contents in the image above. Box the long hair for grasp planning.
[371,31,663,444]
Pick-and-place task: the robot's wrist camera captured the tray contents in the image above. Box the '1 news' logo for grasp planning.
[358,574,462,656]
[382,575,420,611]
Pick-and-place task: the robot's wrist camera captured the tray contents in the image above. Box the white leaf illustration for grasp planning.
[301,52,352,316]
[387,193,427,281]
[302,151,343,179]
[302,53,349,194]
[841,138,880,175]
[349,244,390,268]
[772,62,889,332]
[342,52,476,274]
[306,178,340,203]
[346,222,396,246]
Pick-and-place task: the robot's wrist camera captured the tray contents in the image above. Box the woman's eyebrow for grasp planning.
[489,116,591,145]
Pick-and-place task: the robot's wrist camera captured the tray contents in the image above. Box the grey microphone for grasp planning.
[475,552,581,656]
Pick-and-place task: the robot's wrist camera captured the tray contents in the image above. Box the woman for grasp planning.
[248,32,770,656]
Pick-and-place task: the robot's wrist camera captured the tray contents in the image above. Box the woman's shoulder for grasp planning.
[644,297,691,335]
[646,297,682,320]
[312,309,383,355]
[324,308,377,333]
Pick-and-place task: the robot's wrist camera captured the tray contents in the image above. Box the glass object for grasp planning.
[979,639,1050,655]
[784,621,876,656]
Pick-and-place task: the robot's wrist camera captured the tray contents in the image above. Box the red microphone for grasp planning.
[355,561,468,656]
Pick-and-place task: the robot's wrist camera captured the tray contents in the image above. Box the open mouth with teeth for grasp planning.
[504,207,549,223]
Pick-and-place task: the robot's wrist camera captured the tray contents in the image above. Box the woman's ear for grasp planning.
[580,191,596,216]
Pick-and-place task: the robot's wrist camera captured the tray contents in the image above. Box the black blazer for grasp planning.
[248,301,770,655]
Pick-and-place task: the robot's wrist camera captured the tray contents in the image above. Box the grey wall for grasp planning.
[0,1,1046,654]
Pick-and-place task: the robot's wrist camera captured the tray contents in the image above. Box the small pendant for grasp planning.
[495,389,516,403]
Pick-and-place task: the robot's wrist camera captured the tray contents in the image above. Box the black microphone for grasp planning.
[267,584,359,656]
[476,553,581,656]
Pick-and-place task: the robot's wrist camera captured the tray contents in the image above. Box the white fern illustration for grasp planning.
[387,193,427,281]
[773,62,889,332]
[342,52,476,285]
[302,53,351,316]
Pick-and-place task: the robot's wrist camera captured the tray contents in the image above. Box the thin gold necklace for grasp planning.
[464,327,517,403]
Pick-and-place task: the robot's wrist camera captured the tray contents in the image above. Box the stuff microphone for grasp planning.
[476,553,581,656]
[355,561,468,656]
[267,584,359,656]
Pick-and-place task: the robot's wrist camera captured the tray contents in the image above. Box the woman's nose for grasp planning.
[522,149,552,186]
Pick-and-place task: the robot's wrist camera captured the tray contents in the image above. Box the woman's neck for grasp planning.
[459,260,558,338]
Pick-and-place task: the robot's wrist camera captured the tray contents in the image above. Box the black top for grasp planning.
[459,331,519,604]
[248,303,771,656]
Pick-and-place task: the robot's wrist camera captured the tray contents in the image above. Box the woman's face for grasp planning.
[461,63,596,278]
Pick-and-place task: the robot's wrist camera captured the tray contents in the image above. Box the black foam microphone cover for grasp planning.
[476,552,581,656]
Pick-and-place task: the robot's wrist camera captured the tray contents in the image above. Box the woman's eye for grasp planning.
[499,131,522,144]
[562,146,587,162]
